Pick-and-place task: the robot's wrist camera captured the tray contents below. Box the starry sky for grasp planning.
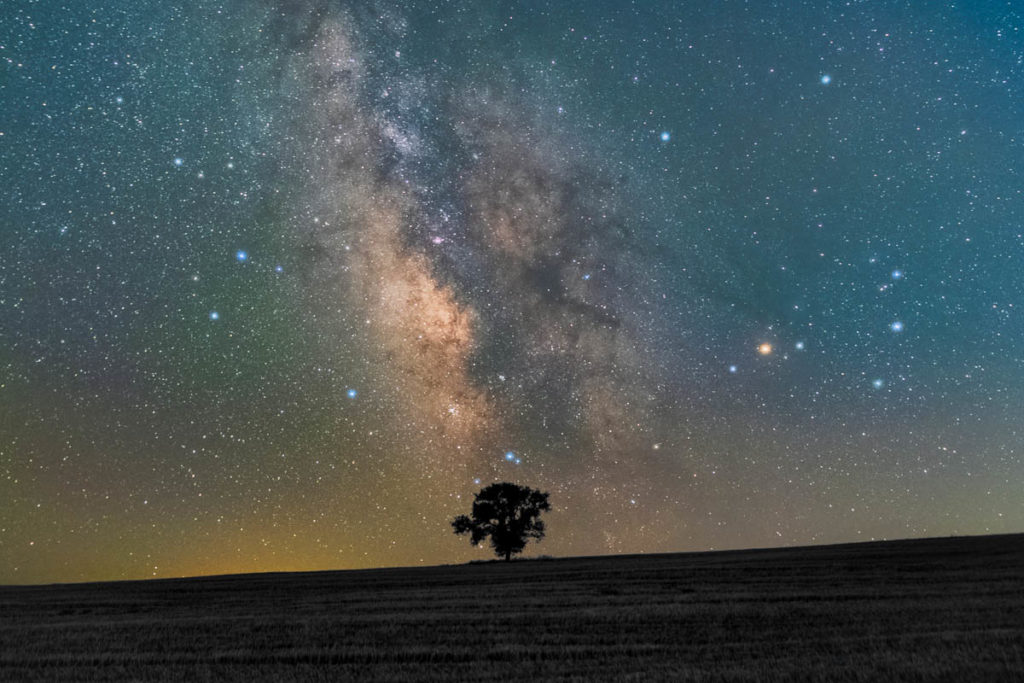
[2,1,1022,584]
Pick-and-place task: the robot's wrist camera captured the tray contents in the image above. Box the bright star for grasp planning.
[209,311,219,321]
[173,157,184,167]
[795,341,805,351]
[505,451,516,462]
[729,365,738,373]
[236,250,248,262]
[758,343,773,356]
[892,269,903,280]
[660,131,671,142]
[820,74,832,85]
[347,389,357,399]
[275,265,284,273]
[872,379,885,389]
[890,321,904,333]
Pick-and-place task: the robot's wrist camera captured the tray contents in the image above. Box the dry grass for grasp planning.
[2,534,1022,681]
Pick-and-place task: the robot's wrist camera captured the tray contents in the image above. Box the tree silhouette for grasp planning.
[452,482,551,561]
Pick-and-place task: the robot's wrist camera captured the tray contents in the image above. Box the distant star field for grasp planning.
[1,1,1022,583]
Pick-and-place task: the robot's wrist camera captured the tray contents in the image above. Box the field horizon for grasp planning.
[2,532,1022,681]
[2,530,1019,588]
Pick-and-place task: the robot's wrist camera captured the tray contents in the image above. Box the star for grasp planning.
[347,389,358,399]
[729,365,738,373]
[795,341,805,350]
[209,311,219,321]
[892,270,903,280]
[173,157,184,167]
[891,321,904,333]
[872,379,885,389]
[660,131,671,142]
[236,250,248,262]
[820,74,832,85]
[758,343,773,355]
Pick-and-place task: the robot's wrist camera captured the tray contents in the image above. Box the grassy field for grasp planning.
[1,534,1022,681]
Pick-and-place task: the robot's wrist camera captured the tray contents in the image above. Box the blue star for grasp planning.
[235,250,248,262]
[582,273,591,281]
[891,269,903,280]
[795,341,805,351]
[173,157,184,167]
[890,321,904,333]
[660,131,671,142]
[209,311,219,321]
[347,389,358,399]
[504,451,516,462]
[275,265,284,273]
[820,74,832,85]
[872,379,885,390]
[728,365,738,374]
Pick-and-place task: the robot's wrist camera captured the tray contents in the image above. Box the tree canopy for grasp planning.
[452,482,551,561]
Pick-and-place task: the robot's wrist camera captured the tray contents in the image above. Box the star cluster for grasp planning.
[1,1,1021,583]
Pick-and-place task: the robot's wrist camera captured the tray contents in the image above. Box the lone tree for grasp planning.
[452,482,551,561]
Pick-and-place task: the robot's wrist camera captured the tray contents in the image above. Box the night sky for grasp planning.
[2,1,1022,584]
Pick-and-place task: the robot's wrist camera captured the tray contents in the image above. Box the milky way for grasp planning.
[2,1,1022,582]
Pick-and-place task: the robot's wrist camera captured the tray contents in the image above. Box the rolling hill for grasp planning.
[2,533,1022,681]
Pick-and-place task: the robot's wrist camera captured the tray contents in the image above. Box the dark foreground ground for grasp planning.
[1,534,1022,682]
